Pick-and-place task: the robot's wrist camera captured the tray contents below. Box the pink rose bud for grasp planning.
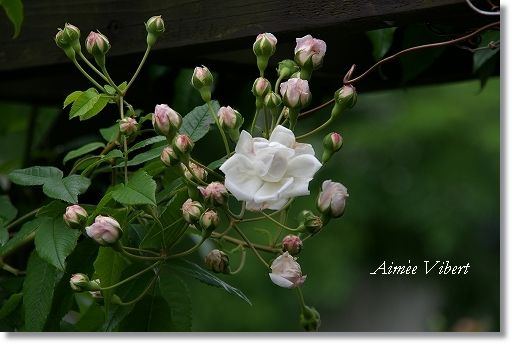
[181,198,204,223]
[269,252,306,288]
[145,15,165,46]
[331,84,357,120]
[252,77,271,98]
[321,132,343,163]
[317,180,349,218]
[191,66,214,102]
[294,34,327,70]
[69,273,100,292]
[182,162,208,181]
[160,146,180,166]
[199,209,220,233]
[63,204,88,229]
[85,215,122,246]
[205,249,230,274]
[119,117,138,136]
[217,106,242,130]
[253,32,277,58]
[85,31,110,66]
[152,104,182,138]
[172,134,194,160]
[198,181,228,206]
[279,78,311,109]
[282,234,303,255]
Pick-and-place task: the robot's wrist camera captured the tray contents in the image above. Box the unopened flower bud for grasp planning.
[160,146,180,166]
[277,59,300,80]
[199,209,220,234]
[279,78,311,109]
[269,252,306,288]
[191,66,213,102]
[264,91,281,109]
[172,134,194,161]
[181,198,204,223]
[205,249,230,274]
[182,162,208,181]
[63,23,81,53]
[300,305,321,332]
[55,28,76,60]
[70,274,101,292]
[198,182,228,206]
[86,31,110,67]
[217,106,242,130]
[63,204,88,229]
[145,15,165,47]
[253,33,277,75]
[317,180,349,218]
[321,132,343,163]
[294,35,327,79]
[252,77,271,98]
[85,215,122,246]
[298,210,323,234]
[331,85,357,120]
[119,117,138,136]
[282,234,303,255]
[152,104,182,139]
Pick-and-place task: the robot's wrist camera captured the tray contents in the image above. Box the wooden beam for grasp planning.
[0,0,470,71]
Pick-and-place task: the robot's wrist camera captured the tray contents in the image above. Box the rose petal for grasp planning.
[269,273,295,288]
[253,177,293,203]
[281,177,311,198]
[269,125,296,148]
[293,142,315,156]
[224,173,263,202]
[286,155,322,178]
[235,130,254,155]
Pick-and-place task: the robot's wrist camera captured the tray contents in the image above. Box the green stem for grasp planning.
[114,274,158,306]
[71,58,106,92]
[211,232,280,253]
[5,208,40,231]
[168,236,207,258]
[101,65,123,94]
[233,224,270,269]
[117,245,161,261]
[119,95,129,184]
[123,246,160,256]
[296,118,333,140]
[259,211,300,232]
[274,75,284,94]
[250,107,260,135]
[240,200,292,223]
[184,162,208,186]
[0,259,25,276]
[229,249,246,275]
[78,51,109,83]
[263,106,269,139]
[70,155,101,176]
[296,287,307,312]
[207,101,231,156]
[125,45,151,95]
[100,261,160,290]
[189,158,225,181]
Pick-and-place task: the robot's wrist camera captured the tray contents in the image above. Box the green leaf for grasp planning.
[172,259,252,305]
[0,293,23,320]
[69,88,99,119]
[79,94,111,121]
[366,27,397,61]
[473,30,500,75]
[93,247,127,310]
[100,123,119,142]
[112,170,157,206]
[116,145,164,168]
[0,224,8,246]
[36,200,66,218]
[180,101,219,142]
[9,166,63,186]
[42,174,91,204]
[34,217,81,271]
[63,91,83,108]
[23,251,64,331]
[128,136,166,153]
[0,195,17,224]
[63,142,105,164]
[118,291,173,331]
[0,0,23,38]
[0,218,44,256]
[104,85,116,95]
[158,266,192,331]
[207,156,227,170]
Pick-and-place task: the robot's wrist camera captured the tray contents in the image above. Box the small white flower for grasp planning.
[219,125,321,211]
[294,34,327,69]
[279,78,311,109]
[269,252,306,288]
[85,215,121,245]
[317,180,349,217]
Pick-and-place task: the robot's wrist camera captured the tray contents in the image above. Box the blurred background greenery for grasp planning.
[0,65,499,331]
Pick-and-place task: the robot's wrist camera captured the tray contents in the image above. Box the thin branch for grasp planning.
[466,0,500,16]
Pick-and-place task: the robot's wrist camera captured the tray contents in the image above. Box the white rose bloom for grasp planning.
[269,252,306,288]
[219,125,322,211]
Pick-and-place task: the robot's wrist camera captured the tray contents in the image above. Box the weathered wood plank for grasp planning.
[0,0,469,71]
